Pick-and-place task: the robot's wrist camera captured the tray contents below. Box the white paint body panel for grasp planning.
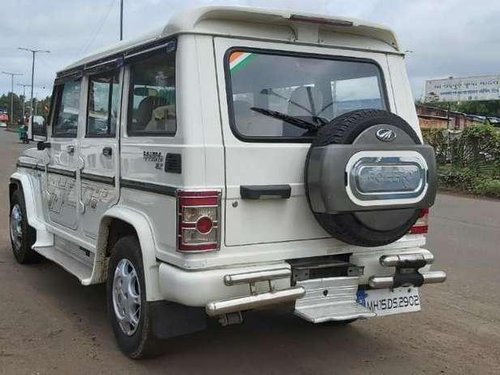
[10,7,434,307]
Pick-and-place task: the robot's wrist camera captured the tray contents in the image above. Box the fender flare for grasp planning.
[96,206,163,302]
[9,172,53,247]
[10,172,41,229]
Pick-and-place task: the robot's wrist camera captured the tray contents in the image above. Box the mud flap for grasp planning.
[150,301,207,340]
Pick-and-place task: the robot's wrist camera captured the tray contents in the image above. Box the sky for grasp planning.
[1,0,500,100]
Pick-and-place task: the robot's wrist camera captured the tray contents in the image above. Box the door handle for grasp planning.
[66,145,75,154]
[240,185,291,199]
[102,147,113,157]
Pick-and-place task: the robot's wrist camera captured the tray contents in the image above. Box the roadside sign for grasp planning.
[424,75,500,103]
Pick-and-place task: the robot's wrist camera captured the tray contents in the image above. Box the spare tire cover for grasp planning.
[305,109,436,247]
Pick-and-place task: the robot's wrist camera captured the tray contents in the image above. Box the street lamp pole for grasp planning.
[18,83,30,122]
[120,0,124,41]
[18,48,50,131]
[1,71,23,125]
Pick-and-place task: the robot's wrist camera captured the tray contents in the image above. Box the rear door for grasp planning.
[79,68,122,240]
[214,38,393,246]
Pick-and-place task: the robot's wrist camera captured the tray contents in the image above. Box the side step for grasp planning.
[294,276,375,323]
[33,245,93,283]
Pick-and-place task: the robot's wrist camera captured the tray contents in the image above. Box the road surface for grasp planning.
[0,130,499,374]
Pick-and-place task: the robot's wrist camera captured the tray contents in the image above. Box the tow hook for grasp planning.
[368,253,446,289]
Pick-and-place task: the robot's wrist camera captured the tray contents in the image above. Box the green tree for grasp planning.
[417,99,500,117]
[0,93,24,123]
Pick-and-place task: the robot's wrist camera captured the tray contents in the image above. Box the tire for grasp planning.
[106,235,162,359]
[10,189,40,264]
[306,109,423,247]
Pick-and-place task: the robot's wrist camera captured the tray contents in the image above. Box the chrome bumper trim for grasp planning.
[380,253,434,267]
[223,268,291,286]
[206,287,305,316]
[369,271,447,289]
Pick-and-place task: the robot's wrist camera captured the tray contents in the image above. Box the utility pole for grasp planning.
[1,71,23,126]
[18,83,30,122]
[18,48,50,135]
[120,0,124,41]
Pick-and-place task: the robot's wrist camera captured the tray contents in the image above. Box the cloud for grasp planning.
[1,0,499,100]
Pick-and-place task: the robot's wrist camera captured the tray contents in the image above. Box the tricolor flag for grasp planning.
[229,52,256,73]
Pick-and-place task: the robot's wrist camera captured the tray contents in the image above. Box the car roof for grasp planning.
[60,5,401,73]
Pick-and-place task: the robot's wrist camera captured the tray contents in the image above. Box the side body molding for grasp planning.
[10,172,53,248]
[96,206,163,301]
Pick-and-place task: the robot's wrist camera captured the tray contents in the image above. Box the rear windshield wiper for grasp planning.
[250,107,322,131]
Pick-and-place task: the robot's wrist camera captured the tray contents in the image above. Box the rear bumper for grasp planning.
[158,247,445,317]
[158,262,293,307]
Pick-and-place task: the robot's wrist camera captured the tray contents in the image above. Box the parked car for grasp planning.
[9,6,445,359]
[0,111,8,123]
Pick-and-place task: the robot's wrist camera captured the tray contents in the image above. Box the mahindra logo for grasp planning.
[376,128,396,142]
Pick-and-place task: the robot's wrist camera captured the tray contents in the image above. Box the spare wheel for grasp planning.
[305,109,437,247]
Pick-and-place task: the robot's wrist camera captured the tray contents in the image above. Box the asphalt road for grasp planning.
[0,130,499,374]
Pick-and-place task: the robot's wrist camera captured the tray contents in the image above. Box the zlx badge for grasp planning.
[376,128,397,142]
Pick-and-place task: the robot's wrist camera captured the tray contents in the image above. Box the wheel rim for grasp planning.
[112,258,142,336]
[10,204,23,251]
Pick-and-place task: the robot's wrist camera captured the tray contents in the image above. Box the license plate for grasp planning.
[356,287,421,316]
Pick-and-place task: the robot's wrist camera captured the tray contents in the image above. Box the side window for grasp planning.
[53,80,81,138]
[87,71,120,137]
[127,51,176,136]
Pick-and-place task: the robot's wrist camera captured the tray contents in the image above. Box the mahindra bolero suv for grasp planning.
[9,6,446,358]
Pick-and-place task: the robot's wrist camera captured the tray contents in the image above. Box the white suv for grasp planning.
[9,6,445,358]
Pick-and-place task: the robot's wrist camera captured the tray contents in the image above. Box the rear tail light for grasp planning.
[177,190,220,252]
[409,208,429,234]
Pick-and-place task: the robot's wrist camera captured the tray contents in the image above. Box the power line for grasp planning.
[79,0,116,56]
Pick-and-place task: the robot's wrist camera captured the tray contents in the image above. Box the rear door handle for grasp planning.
[240,185,291,199]
[102,147,112,157]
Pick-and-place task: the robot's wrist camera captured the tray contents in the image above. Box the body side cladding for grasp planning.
[120,178,177,196]
[16,161,45,172]
[17,162,115,185]
[81,172,115,185]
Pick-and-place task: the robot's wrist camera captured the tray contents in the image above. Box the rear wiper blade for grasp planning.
[250,107,319,131]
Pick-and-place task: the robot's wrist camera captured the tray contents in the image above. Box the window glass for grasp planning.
[53,80,81,137]
[87,72,120,136]
[226,51,386,140]
[128,52,176,136]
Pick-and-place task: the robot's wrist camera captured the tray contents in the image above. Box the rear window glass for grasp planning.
[226,50,387,141]
[128,52,176,136]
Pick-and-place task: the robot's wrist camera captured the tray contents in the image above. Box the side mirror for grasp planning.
[37,141,51,151]
[31,115,47,139]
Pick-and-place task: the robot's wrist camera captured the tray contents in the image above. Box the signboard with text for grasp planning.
[424,75,500,103]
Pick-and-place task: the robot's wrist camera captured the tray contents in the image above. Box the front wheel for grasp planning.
[106,235,162,359]
[10,190,39,264]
